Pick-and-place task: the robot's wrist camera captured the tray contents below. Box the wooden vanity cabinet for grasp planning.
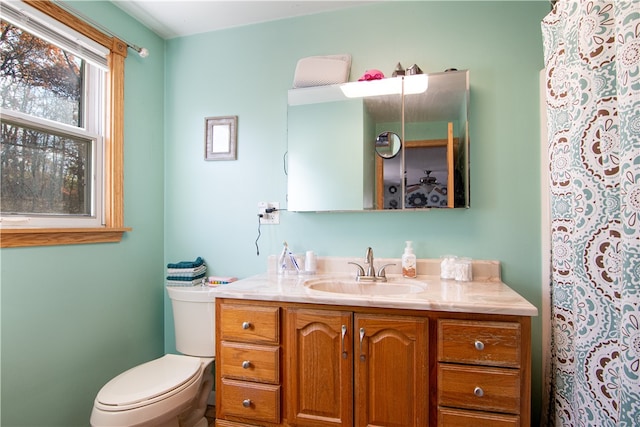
[436,318,531,426]
[286,309,428,427]
[216,302,282,426]
[215,299,531,427]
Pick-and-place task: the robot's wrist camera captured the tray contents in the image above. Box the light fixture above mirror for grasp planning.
[340,74,428,98]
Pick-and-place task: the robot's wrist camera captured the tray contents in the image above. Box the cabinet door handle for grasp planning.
[474,340,485,351]
[242,321,251,330]
[242,360,251,369]
[341,325,348,359]
[359,327,366,361]
[473,386,484,397]
[242,398,252,408]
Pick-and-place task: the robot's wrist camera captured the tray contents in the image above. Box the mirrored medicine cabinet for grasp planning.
[287,69,470,212]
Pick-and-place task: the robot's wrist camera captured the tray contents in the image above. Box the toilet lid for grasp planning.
[97,354,201,407]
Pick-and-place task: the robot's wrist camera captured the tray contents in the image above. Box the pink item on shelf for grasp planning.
[358,69,385,81]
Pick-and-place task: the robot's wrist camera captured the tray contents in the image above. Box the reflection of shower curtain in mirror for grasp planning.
[542,2,640,426]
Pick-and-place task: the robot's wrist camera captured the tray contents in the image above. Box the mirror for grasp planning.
[375,131,402,159]
[287,70,469,211]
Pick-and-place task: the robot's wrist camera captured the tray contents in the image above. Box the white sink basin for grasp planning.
[304,277,426,296]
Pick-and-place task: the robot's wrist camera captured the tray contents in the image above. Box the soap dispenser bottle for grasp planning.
[402,241,417,278]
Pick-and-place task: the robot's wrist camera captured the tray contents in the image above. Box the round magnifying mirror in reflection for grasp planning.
[375,132,402,159]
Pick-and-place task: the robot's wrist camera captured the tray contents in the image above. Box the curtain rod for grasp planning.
[52,0,149,57]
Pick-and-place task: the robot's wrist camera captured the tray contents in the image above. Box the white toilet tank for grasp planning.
[166,286,216,357]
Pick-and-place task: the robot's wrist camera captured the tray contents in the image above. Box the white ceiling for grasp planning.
[113,1,377,39]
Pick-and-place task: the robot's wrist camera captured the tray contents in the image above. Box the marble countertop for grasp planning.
[198,257,538,317]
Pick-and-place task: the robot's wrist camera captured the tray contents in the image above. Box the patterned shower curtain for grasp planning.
[542,1,640,426]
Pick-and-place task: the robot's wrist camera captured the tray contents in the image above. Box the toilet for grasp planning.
[91,286,217,427]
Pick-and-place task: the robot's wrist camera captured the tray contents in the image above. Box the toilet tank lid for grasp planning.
[166,285,218,302]
[96,354,201,406]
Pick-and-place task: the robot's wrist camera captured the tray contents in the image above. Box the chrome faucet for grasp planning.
[364,247,375,277]
[349,247,394,282]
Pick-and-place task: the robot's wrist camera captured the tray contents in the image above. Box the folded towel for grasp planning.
[167,265,207,277]
[167,264,207,274]
[167,257,204,269]
[166,272,207,282]
[167,277,206,287]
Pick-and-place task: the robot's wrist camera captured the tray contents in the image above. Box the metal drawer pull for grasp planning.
[474,386,484,397]
[341,325,348,359]
[474,340,485,351]
[242,360,251,369]
[359,327,366,361]
[242,321,251,330]
[242,399,252,408]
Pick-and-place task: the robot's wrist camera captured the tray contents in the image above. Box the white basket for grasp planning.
[293,54,351,88]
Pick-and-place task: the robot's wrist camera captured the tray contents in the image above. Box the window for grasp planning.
[1,16,105,227]
[0,0,129,247]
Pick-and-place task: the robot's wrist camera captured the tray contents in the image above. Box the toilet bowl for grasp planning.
[91,286,218,427]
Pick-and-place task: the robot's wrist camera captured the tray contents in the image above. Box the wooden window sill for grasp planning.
[1,227,132,248]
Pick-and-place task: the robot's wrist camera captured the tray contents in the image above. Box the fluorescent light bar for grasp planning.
[404,74,429,94]
[340,75,428,98]
[340,77,402,98]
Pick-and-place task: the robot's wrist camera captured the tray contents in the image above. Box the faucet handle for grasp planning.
[348,262,365,278]
[376,263,395,282]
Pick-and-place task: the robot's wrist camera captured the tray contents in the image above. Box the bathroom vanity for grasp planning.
[213,258,537,427]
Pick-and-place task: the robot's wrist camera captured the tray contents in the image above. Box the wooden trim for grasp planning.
[375,155,384,209]
[1,1,129,247]
[1,228,131,248]
[105,49,126,228]
[406,139,449,148]
[520,316,532,427]
[447,122,454,208]
[23,0,127,56]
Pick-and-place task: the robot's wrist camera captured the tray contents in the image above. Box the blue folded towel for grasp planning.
[167,257,204,269]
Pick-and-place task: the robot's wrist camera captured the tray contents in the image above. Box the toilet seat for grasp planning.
[95,354,202,412]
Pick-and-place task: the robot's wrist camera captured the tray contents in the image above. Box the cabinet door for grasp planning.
[286,308,354,427]
[355,314,428,427]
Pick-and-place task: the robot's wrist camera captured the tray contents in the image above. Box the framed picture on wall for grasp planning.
[205,116,237,160]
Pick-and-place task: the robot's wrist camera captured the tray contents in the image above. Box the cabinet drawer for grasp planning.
[220,341,280,383]
[219,378,280,423]
[438,320,520,367]
[438,407,520,427]
[220,304,280,344]
[438,364,520,414]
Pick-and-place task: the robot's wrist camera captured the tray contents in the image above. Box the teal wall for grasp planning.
[1,1,550,426]
[0,2,166,426]
[164,2,549,425]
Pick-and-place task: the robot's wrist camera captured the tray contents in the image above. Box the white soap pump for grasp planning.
[402,241,417,278]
